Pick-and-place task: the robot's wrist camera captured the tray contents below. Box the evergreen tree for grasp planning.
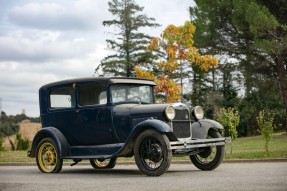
[97,0,159,77]
[190,0,287,134]
[232,0,287,131]
[189,0,242,117]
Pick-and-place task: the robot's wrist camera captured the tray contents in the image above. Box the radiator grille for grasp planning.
[172,108,191,138]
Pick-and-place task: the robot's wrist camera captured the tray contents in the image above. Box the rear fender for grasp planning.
[28,127,70,158]
[191,119,223,139]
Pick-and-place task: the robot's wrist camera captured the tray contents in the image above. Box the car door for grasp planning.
[46,83,80,146]
[75,82,115,145]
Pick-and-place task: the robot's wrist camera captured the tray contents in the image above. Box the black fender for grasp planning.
[115,119,176,157]
[131,118,177,141]
[191,119,224,139]
[133,118,172,133]
[28,127,70,158]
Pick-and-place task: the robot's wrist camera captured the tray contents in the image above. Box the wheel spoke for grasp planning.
[140,137,164,170]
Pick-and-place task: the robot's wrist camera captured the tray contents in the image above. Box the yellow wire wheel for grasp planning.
[36,138,63,173]
[90,158,117,169]
[94,159,111,167]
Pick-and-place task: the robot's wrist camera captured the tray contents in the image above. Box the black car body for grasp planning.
[28,77,228,176]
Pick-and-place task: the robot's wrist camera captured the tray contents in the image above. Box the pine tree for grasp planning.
[232,0,287,131]
[190,0,287,134]
[97,0,159,77]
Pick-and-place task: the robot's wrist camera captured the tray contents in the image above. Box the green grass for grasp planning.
[224,132,287,159]
[0,150,35,163]
[0,132,286,163]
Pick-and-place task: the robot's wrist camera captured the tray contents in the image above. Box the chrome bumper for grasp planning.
[170,137,231,150]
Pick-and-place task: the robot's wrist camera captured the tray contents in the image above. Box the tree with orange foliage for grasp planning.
[135,21,218,103]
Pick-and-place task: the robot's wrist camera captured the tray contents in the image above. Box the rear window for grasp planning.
[50,86,75,109]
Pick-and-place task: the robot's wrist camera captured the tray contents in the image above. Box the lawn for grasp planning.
[224,132,287,159]
[0,132,286,163]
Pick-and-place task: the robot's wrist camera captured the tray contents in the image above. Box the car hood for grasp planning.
[112,103,170,119]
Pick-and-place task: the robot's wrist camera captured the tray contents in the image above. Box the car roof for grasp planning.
[40,77,156,90]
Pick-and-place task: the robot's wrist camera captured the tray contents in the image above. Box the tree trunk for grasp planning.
[275,54,287,132]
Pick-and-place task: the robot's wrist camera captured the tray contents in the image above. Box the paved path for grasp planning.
[0,162,286,191]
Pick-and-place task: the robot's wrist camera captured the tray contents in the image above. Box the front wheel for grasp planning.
[36,138,63,173]
[190,130,225,171]
[90,158,117,169]
[134,130,172,176]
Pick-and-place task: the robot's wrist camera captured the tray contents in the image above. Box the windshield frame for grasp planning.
[109,83,154,105]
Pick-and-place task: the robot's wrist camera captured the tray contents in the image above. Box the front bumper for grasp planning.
[170,137,231,150]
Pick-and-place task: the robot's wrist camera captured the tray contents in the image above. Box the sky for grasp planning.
[0,0,195,117]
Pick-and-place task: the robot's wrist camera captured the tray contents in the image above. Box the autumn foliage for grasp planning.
[135,21,218,103]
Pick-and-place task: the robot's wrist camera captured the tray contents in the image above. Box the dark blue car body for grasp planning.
[28,77,227,176]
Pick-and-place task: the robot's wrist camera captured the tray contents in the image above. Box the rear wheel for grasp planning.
[190,130,225,171]
[134,129,172,176]
[36,138,63,173]
[90,158,117,169]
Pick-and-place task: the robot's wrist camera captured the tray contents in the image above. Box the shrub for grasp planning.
[8,138,15,151]
[216,107,240,154]
[0,137,3,151]
[256,110,275,152]
[8,134,30,151]
[16,134,30,151]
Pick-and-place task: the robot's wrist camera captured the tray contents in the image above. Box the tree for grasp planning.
[0,122,19,137]
[232,0,287,131]
[190,0,244,117]
[216,107,240,154]
[135,21,218,103]
[97,0,159,77]
[256,110,275,152]
[190,0,286,135]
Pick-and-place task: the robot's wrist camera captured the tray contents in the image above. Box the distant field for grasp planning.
[0,131,286,163]
[2,122,41,150]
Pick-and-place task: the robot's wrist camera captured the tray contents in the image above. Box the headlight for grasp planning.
[191,106,204,120]
[165,106,175,120]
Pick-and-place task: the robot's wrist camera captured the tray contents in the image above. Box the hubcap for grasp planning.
[38,143,57,172]
[94,159,111,168]
[146,143,162,163]
[140,137,164,170]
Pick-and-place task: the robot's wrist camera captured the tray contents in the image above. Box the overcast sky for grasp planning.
[0,0,195,117]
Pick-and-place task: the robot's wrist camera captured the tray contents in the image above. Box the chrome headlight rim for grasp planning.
[165,105,175,121]
[191,106,204,120]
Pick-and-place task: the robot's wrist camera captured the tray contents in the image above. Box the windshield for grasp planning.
[111,84,153,104]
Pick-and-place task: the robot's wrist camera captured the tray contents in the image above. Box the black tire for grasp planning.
[36,138,63,173]
[190,130,225,171]
[134,129,172,176]
[90,158,117,169]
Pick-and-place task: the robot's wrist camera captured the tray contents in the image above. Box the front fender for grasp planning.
[28,127,70,158]
[191,119,223,139]
[130,119,177,141]
[115,119,176,157]
[133,119,172,133]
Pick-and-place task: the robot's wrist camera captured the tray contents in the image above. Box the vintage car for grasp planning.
[28,77,228,176]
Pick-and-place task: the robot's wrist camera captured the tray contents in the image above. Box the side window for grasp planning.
[50,86,75,109]
[78,83,107,106]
